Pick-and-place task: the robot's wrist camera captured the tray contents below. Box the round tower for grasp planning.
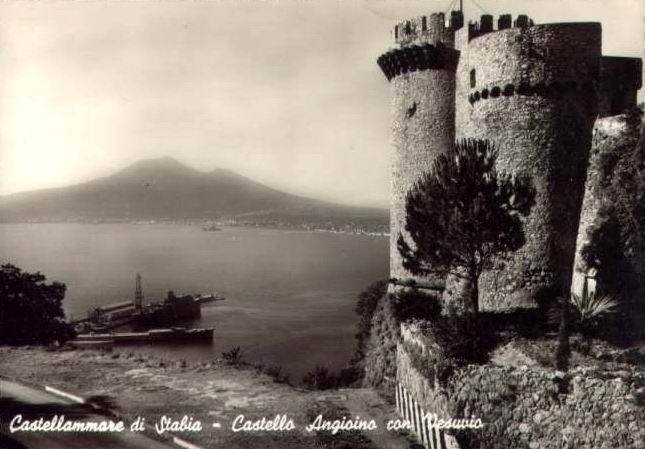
[378,12,462,290]
[455,18,602,310]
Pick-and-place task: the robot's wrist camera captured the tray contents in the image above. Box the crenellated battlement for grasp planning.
[467,13,535,40]
[393,11,463,46]
[598,56,642,116]
[600,56,642,90]
[378,43,460,81]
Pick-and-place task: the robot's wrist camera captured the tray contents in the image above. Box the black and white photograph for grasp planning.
[0,0,643,448]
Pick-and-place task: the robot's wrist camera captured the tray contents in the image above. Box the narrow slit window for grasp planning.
[470,69,476,88]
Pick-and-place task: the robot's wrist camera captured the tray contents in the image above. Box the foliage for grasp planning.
[591,108,643,259]
[403,340,459,386]
[421,314,491,367]
[221,346,243,365]
[580,109,645,341]
[262,365,290,384]
[478,309,547,338]
[552,287,618,363]
[581,206,633,291]
[302,365,338,390]
[398,139,535,312]
[300,364,360,390]
[389,289,442,322]
[336,366,361,386]
[353,280,387,362]
[0,263,75,345]
[549,290,618,335]
[361,298,400,396]
[580,205,645,343]
[403,306,548,382]
[568,291,618,323]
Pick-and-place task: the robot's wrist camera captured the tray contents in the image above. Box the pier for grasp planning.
[72,327,214,347]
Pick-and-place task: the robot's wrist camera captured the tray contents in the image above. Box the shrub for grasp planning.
[221,346,243,365]
[302,365,337,390]
[479,308,548,338]
[353,280,387,361]
[336,365,361,387]
[0,264,75,345]
[551,288,618,367]
[570,290,617,354]
[420,314,491,366]
[361,298,401,395]
[390,288,442,322]
[403,340,459,385]
[569,291,618,324]
[263,365,290,384]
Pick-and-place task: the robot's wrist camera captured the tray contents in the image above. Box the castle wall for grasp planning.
[455,23,602,310]
[393,14,455,47]
[389,70,456,284]
[598,57,643,117]
[572,112,644,299]
[379,14,458,287]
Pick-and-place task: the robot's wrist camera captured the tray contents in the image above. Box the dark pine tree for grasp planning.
[0,264,75,345]
[397,139,536,313]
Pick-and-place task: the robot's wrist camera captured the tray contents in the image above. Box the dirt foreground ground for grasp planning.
[0,347,411,449]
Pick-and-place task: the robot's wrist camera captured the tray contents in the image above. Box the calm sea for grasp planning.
[0,223,388,379]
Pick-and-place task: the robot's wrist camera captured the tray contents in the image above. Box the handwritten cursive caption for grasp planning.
[9,413,484,434]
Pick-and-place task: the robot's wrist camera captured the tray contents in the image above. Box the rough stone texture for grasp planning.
[395,336,645,449]
[456,23,602,310]
[384,14,457,287]
[449,363,645,449]
[396,322,452,418]
[393,14,455,47]
[396,342,452,418]
[571,112,645,297]
[381,13,643,311]
[457,23,600,310]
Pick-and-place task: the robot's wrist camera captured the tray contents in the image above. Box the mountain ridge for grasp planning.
[0,158,388,233]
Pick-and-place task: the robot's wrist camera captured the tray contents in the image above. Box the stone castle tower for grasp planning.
[378,9,642,311]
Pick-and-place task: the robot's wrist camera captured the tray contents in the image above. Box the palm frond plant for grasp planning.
[569,290,618,354]
[568,291,618,322]
[553,279,618,368]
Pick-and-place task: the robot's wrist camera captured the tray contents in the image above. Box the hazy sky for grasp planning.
[0,0,642,207]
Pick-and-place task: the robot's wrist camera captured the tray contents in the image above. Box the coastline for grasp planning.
[0,220,389,237]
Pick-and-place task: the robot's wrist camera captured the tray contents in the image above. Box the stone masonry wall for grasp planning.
[455,23,602,310]
[396,323,645,449]
[393,14,455,47]
[390,70,456,285]
[380,13,458,287]
[396,342,452,418]
[572,111,644,298]
[448,363,644,449]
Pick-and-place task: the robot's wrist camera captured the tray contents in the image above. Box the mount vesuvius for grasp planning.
[0,158,388,232]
